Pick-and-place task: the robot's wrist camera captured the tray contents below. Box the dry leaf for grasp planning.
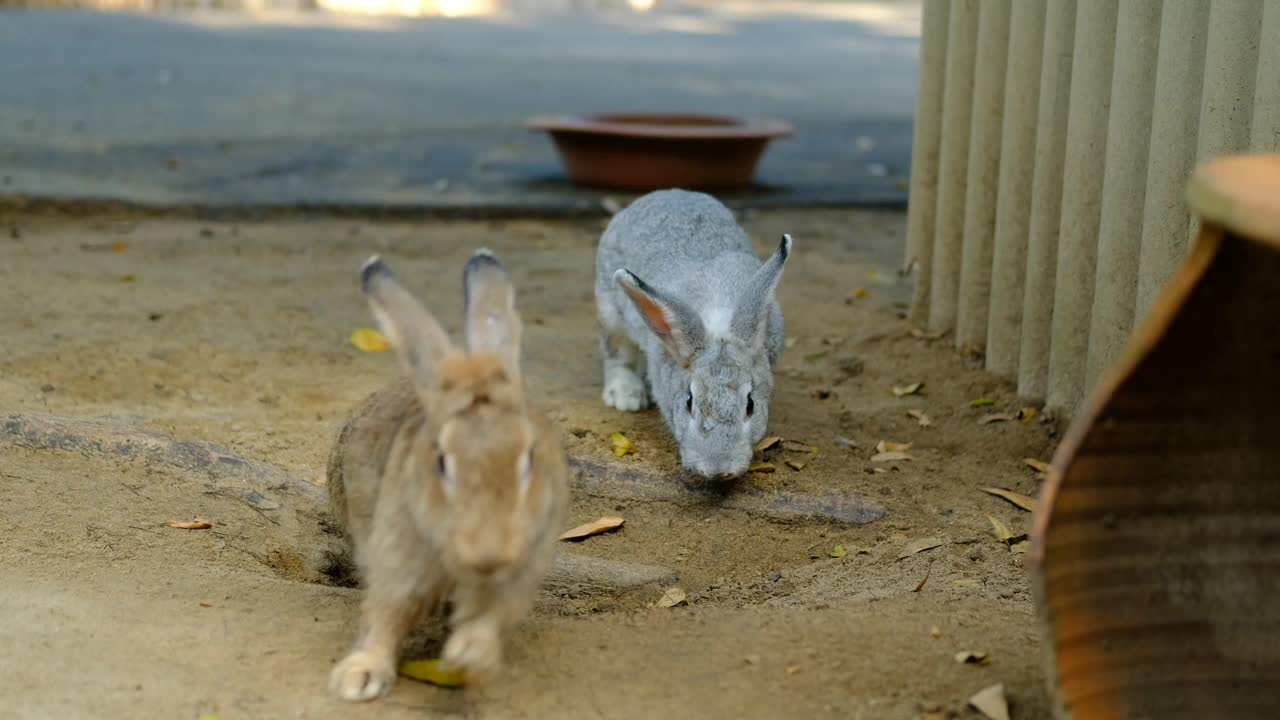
[913,564,932,592]
[987,514,1016,544]
[1009,540,1029,554]
[610,431,637,458]
[780,439,817,454]
[399,658,466,687]
[558,516,625,541]
[112,241,127,253]
[907,409,933,427]
[162,517,212,529]
[655,587,687,608]
[785,665,801,676]
[784,459,807,471]
[968,683,1010,720]
[909,328,945,340]
[119,273,135,283]
[1023,458,1051,474]
[851,288,869,299]
[969,397,995,407]
[871,451,914,462]
[981,487,1038,512]
[875,440,912,453]
[755,436,782,452]
[1017,407,1037,422]
[979,413,1014,425]
[953,578,979,587]
[830,544,847,558]
[749,462,777,474]
[898,537,945,559]
[954,650,991,666]
[349,327,391,352]
[892,382,925,397]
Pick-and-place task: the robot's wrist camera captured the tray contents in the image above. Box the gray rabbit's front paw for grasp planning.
[603,368,648,411]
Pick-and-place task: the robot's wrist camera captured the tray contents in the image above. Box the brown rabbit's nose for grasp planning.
[464,552,511,576]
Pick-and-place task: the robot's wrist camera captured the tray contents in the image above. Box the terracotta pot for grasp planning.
[1031,153,1280,719]
[526,113,793,190]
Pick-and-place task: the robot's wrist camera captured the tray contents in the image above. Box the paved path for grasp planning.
[0,1,920,211]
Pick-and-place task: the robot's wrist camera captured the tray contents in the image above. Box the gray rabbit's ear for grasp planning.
[614,269,703,365]
[463,248,522,370]
[731,234,792,346]
[361,255,453,387]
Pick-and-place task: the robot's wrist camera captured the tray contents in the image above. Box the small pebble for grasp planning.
[767,571,782,582]
[40,383,55,393]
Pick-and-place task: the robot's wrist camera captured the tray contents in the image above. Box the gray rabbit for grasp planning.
[595,189,791,479]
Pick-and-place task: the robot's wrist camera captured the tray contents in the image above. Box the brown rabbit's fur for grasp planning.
[326,253,567,702]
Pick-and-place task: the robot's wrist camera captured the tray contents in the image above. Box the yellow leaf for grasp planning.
[954,650,991,666]
[851,288,869,299]
[755,436,782,452]
[196,714,219,720]
[907,409,933,427]
[610,431,636,457]
[1023,457,1051,474]
[162,517,212,529]
[986,514,1015,544]
[830,544,847,558]
[980,487,1038,512]
[119,273,135,283]
[1009,540,1029,554]
[112,241,127,253]
[350,327,391,352]
[780,439,817,454]
[969,683,1010,720]
[1017,406,1038,422]
[399,658,466,687]
[871,450,913,462]
[875,440,912,453]
[898,537,945,559]
[891,382,925,397]
[749,461,777,474]
[969,397,995,407]
[655,587,687,608]
[558,516,625,541]
[784,459,807,471]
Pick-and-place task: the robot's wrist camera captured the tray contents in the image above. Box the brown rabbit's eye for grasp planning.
[746,393,755,417]
[436,452,447,476]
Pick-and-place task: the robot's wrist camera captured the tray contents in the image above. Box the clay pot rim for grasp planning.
[526,113,794,141]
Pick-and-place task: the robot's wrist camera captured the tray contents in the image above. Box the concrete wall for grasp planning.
[905,0,1279,415]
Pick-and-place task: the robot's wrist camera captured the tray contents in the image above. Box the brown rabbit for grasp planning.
[326,251,568,702]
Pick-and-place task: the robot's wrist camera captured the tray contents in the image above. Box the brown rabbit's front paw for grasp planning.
[329,649,396,702]
[443,622,502,682]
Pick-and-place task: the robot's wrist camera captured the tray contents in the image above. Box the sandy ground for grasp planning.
[0,209,1055,719]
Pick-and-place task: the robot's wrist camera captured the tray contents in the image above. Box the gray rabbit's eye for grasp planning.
[746,393,755,418]
[685,390,694,414]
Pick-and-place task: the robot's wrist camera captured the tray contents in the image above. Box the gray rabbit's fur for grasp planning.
[595,189,790,478]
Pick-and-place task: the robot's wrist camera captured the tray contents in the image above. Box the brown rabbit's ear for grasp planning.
[361,255,453,387]
[463,249,522,370]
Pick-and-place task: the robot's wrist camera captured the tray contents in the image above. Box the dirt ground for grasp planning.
[0,208,1056,719]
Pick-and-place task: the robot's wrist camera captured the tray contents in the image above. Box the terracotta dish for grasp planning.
[526,113,793,190]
